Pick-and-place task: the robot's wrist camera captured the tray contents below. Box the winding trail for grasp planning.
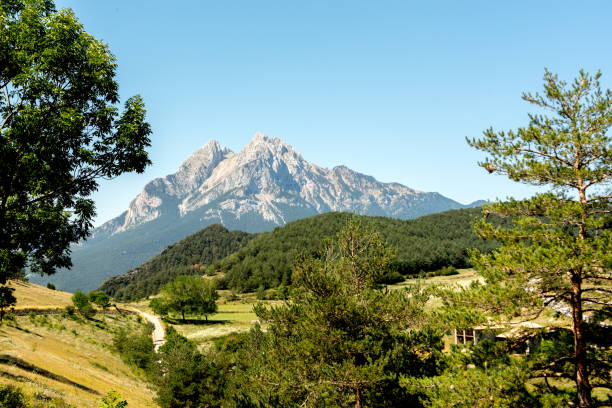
[131,309,166,352]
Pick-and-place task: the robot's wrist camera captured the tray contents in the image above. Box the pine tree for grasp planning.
[239,217,444,407]
[465,69,612,407]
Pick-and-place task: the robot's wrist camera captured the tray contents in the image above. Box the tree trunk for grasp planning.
[574,186,593,408]
[355,387,362,408]
[181,309,185,322]
[571,272,592,408]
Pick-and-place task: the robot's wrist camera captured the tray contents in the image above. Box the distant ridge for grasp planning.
[32,133,483,292]
[100,208,498,301]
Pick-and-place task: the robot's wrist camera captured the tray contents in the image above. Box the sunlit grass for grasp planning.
[1,282,157,407]
[7,280,73,309]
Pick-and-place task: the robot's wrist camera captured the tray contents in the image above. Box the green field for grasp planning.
[157,270,482,349]
[169,302,258,348]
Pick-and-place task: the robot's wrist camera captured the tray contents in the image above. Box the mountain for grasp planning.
[31,132,481,292]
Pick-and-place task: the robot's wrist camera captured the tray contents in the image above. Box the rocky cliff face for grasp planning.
[97,132,464,237]
[33,133,480,292]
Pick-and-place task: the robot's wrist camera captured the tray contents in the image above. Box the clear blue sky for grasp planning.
[55,0,612,226]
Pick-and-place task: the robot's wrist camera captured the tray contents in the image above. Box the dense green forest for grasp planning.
[215,207,500,292]
[99,224,254,300]
[102,208,496,300]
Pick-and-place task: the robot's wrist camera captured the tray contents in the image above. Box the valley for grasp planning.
[0,269,482,407]
[137,269,482,351]
[1,6,610,404]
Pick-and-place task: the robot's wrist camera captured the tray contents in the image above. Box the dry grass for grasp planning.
[388,268,482,290]
[7,280,73,310]
[1,283,157,407]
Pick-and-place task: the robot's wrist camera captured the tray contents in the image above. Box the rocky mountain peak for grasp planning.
[96,133,474,240]
[231,132,305,173]
[243,132,293,153]
[177,140,232,177]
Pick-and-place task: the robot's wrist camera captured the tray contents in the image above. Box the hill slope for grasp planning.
[102,207,498,300]
[0,282,156,407]
[31,133,482,292]
[99,224,255,301]
[214,208,498,292]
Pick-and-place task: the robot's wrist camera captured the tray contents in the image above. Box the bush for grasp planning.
[63,305,76,317]
[99,390,128,408]
[0,385,27,408]
[46,282,56,290]
[406,265,459,279]
[88,291,111,310]
[226,290,238,302]
[255,285,266,300]
[72,290,95,318]
[112,328,155,371]
[276,285,290,300]
[0,286,17,323]
[380,270,405,284]
[155,328,226,408]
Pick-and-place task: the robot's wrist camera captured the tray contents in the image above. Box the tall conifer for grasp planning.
[466,69,612,407]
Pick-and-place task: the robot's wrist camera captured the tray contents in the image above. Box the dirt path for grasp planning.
[132,309,165,352]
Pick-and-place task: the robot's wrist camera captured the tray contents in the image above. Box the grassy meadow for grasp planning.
[145,270,483,350]
[145,268,573,352]
[0,283,157,407]
[7,280,73,310]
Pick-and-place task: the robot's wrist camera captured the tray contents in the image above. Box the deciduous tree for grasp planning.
[72,289,94,318]
[0,0,151,286]
[88,290,110,310]
[161,275,218,322]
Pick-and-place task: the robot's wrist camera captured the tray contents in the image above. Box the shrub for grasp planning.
[112,328,154,371]
[226,290,238,301]
[99,390,128,408]
[276,285,290,300]
[72,290,95,318]
[0,385,27,408]
[380,270,405,284]
[63,305,76,317]
[46,282,56,290]
[0,286,17,323]
[406,265,459,279]
[255,285,266,300]
[88,291,111,310]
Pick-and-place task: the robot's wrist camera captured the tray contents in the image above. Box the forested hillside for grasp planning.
[99,224,254,300]
[215,207,500,292]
